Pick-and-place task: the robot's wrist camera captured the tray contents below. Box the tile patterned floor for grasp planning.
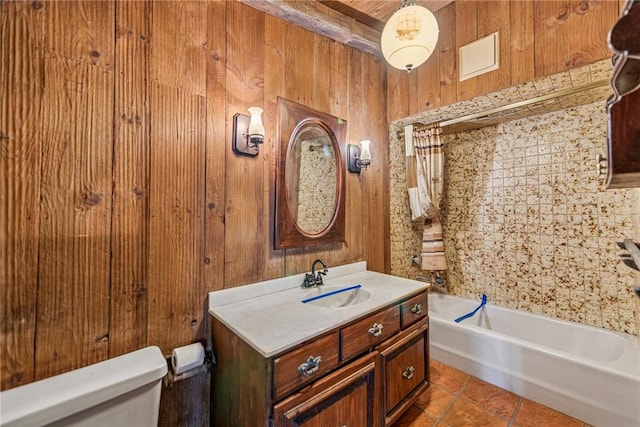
[393,360,590,427]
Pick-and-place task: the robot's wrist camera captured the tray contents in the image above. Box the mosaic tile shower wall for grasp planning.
[390,101,640,335]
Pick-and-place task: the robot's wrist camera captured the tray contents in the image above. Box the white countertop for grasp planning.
[208,262,428,357]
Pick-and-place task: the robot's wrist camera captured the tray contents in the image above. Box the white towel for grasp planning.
[404,124,414,156]
[408,188,423,221]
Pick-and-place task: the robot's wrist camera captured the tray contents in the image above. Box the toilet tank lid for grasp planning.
[0,346,168,427]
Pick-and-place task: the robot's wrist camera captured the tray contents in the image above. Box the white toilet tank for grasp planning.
[0,346,167,427]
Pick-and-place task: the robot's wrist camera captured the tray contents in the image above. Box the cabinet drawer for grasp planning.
[400,292,427,329]
[273,352,377,427]
[341,305,400,361]
[273,332,339,401]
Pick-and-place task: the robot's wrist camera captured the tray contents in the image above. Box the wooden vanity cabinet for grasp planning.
[210,291,429,427]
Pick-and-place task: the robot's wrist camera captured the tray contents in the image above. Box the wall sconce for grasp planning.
[232,106,265,157]
[347,140,372,173]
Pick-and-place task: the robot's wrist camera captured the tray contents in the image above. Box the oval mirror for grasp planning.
[275,98,346,249]
[285,119,338,236]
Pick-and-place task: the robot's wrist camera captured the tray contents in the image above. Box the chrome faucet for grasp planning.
[302,259,328,288]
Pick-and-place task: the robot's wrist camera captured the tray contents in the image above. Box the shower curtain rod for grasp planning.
[410,78,610,131]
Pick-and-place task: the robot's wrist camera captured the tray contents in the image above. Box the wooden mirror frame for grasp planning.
[275,97,346,249]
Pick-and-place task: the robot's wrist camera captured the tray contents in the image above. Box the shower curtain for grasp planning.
[405,124,446,271]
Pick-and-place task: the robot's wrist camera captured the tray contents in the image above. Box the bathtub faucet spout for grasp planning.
[416,271,447,292]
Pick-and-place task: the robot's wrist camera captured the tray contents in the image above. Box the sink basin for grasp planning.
[302,285,371,308]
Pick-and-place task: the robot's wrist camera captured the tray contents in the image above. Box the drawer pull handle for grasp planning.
[402,366,415,380]
[298,355,322,376]
[368,322,384,337]
[410,303,423,315]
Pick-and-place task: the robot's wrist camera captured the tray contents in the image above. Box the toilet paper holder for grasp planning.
[163,341,215,387]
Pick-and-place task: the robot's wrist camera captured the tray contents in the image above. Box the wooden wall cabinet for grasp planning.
[606,88,640,188]
[211,291,429,426]
[606,0,640,188]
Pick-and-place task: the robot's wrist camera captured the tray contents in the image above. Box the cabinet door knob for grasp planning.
[402,366,415,380]
[298,355,322,376]
[368,322,384,337]
[410,303,423,315]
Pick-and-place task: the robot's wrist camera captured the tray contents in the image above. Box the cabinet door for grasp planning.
[606,1,640,188]
[378,322,429,426]
[606,86,640,188]
[273,353,378,427]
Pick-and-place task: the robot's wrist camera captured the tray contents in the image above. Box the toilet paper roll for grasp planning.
[171,342,205,375]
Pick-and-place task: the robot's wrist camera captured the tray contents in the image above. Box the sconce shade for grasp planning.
[248,107,265,144]
[360,140,371,166]
[381,3,439,72]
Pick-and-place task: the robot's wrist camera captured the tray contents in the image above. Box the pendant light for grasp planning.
[381,0,439,73]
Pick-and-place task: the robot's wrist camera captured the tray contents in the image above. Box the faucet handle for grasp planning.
[315,265,327,286]
[302,273,316,288]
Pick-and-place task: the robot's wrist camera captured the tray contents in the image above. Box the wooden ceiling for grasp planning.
[238,0,454,56]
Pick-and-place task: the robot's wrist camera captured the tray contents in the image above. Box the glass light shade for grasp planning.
[247,106,265,138]
[360,140,371,166]
[381,4,439,72]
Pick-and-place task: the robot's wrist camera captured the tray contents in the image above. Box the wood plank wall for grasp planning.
[0,1,388,425]
[388,0,620,122]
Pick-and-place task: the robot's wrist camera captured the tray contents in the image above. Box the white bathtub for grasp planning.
[428,293,640,427]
